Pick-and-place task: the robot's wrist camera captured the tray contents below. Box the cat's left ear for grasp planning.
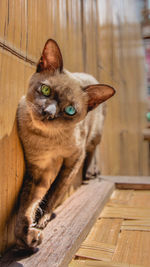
[36,39,63,73]
[84,84,116,111]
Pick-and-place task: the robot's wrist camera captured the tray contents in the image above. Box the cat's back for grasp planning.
[72,72,105,144]
[72,72,98,87]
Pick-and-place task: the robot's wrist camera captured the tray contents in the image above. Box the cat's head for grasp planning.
[26,39,115,129]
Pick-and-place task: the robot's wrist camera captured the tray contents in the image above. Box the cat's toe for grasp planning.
[15,227,43,249]
[36,214,51,229]
[15,216,43,249]
[26,228,43,248]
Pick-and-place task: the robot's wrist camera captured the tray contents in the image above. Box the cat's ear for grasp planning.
[36,39,63,73]
[84,84,115,111]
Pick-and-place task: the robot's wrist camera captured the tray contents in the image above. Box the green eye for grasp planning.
[65,105,76,116]
[41,84,51,96]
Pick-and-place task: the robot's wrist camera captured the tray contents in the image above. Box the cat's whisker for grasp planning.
[26,100,42,115]
[26,100,38,110]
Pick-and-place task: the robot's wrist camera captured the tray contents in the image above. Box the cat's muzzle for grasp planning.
[42,101,57,120]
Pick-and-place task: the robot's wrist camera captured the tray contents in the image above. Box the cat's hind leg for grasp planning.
[83,135,101,179]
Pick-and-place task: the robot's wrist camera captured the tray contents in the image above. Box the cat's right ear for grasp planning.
[36,39,63,73]
[84,84,116,111]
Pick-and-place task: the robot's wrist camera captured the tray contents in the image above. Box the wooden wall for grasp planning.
[0,0,149,254]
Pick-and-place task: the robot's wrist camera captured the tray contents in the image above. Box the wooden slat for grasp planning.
[121,219,150,231]
[98,0,149,176]
[109,190,133,205]
[80,241,115,253]
[112,230,150,266]
[129,190,150,208]
[121,225,150,231]
[101,176,150,189]
[71,188,150,267]
[75,247,113,261]
[75,217,122,262]
[116,184,150,190]
[0,49,33,253]
[122,220,150,226]
[76,240,116,261]
[70,259,146,267]
[109,190,150,208]
[100,206,150,220]
[85,218,122,246]
[0,180,114,267]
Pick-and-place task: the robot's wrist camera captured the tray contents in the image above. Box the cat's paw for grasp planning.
[16,228,43,249]
[85,163,100,180]
[26,227,43,248]
[15,217,43,249]
[36,213,51,229]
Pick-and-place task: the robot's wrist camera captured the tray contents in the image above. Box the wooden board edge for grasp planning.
[116,183,150,190]
[1,179,115,267]
[101,176,150,189]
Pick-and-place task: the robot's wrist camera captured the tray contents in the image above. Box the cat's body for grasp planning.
[15,39,115,249]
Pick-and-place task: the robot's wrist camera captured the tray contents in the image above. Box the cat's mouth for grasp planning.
[42,115,56,121]
[41,112,59,121]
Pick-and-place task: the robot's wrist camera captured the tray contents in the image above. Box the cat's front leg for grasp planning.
[15,159,62,248]
[37,151,85,229]
[15,175,50,248]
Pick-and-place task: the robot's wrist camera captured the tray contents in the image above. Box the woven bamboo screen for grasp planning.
[0,0,149,254]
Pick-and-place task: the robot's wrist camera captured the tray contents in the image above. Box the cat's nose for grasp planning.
[43,101,57,119]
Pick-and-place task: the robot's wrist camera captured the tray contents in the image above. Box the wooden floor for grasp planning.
[69,188,150,267]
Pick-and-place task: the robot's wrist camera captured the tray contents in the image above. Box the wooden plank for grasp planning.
[100,206,150,220]
[0,49,33,253]
[116,184,150,190]
[109,190,150,208]
[98,0,149,176]
[75,246,113,261]
[69,259,146,267]
[85,218,122,246]
[121,219,150,231]
[0,180,114,267]
[76,240,116,261]
[101,176,150,189]
[122,220,150,226]
[76,240,115,261]
[75,217,122,262]
[80,241,115,253]
[109,190,133,205]
[129,190,150,208]
[112,230,150,266]
[121,225,150,231]
[71,187,150,267]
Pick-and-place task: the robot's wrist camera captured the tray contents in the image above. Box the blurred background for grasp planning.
[0,0,150,254]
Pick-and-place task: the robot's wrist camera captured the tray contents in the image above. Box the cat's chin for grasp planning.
[42,117,56,121]
[32,112,57,123]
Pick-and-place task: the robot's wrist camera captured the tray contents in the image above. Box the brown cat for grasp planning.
[15,39,115,249]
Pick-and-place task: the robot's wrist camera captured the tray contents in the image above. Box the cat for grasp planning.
[15,39,115,249]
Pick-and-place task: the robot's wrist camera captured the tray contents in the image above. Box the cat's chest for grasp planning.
[28,127,84,158]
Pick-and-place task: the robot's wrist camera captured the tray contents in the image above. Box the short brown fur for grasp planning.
[15,39,115,249]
